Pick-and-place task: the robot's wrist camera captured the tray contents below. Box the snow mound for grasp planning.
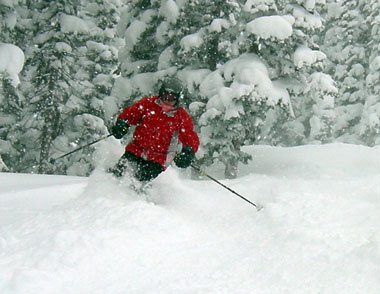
[1,144,380,294]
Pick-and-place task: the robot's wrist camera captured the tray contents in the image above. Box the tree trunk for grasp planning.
[38,68,60,173]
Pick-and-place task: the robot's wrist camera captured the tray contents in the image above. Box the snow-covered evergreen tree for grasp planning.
[18,0,87,174]
[75,0,124,125]
[115,0,335,178]
[0,1,28,172]
[49,0,124,176]
[321,0,369,144]
[304,72,337,143]
[114,0,175,105]
[357,0,380,145]
[263,0,335,145]
[3,0,124,176]
[0,0,19,40]
[181,1,333,175]
[4,1,378,176]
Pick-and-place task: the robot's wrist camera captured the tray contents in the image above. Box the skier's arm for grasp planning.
[177,108,199,154]
[117,97,149,125]
[112,98,149,139]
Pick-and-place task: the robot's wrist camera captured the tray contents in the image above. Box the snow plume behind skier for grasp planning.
[108,77,199,186]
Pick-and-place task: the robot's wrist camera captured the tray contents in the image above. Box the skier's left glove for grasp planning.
[174,146,194,168]
[111,119,129,139]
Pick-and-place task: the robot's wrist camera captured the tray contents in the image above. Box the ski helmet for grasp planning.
[159,77,183,106]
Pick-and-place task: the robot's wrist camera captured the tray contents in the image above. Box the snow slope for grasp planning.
[1,144,380,294]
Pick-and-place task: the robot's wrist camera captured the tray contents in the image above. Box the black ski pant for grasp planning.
[110,151,163,182]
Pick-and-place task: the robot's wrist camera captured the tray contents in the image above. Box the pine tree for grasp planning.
[357,0,380,145]
[266,0,335,145]
[17,0,84,174]
[0,0,29,172]
[0,77,22,171]
[304,72,337,143]
[48,0,124,176]
[0,0,124,175]
[4,0,124,176]
[114,0,171,105]
[115,0,334,178]
[321,0,369,143]
[180,1,332,175]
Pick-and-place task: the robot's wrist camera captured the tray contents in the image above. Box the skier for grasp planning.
[109,77,199,183]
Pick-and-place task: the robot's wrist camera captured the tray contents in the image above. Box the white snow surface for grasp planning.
[1,143,380,294]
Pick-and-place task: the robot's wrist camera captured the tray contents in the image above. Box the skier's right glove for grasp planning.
[174,146,194,168]
[111,119,129,139]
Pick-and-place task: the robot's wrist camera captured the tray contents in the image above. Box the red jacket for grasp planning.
[117,96,199,169]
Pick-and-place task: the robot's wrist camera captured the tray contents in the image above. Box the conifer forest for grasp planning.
[0,0,379,178]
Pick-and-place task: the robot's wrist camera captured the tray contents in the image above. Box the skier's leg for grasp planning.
[133,157,163,182]
[108,152,132,177]
[119,153,163,196]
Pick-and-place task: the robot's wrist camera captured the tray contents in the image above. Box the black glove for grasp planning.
[174,146,194,168]
[111,119,129,139]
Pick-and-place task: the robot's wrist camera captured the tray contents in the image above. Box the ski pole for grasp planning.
[191,164,262,211]
[49,134,112,164]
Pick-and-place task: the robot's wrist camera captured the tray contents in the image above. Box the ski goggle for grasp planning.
[160,93,178,104]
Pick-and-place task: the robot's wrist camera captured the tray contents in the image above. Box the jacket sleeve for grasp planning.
[177,108,199,153]
[117,97,149,125]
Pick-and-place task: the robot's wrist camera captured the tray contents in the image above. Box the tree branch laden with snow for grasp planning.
[0,43,24,87]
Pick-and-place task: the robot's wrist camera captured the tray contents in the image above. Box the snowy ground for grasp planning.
[1,143,380,294]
